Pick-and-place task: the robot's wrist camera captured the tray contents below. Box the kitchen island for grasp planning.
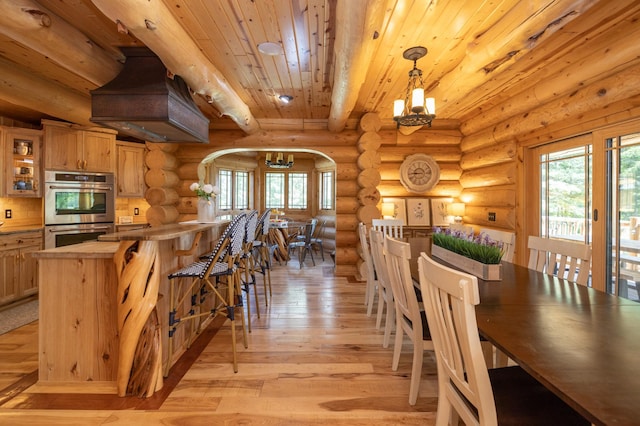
[33,220,230,396]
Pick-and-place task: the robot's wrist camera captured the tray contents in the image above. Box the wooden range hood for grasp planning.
[90,47,210,143]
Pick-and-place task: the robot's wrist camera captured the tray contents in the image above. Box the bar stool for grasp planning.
[252,209,273,305]
[238,210,259,331]
[166,213,247,375]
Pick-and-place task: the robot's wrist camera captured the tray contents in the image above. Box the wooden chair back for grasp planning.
[384,236,433,405]
[418,253,497,424]
[479,228,516,262]
[358,222,377,313]
[369,228,395,347]
[527,236,591,285]
[372,219,403,238]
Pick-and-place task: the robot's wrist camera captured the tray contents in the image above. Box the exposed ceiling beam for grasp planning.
[0,57,93,126]
[91,0,260,134]
[328,0,386,133]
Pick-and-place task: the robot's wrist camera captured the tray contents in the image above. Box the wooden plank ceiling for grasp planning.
[0,0,635,135]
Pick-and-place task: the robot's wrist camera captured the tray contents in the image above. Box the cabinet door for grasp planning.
[19,244,40,297]
[44,125,80,170]
[0,248,20,305]
[82,131,115,172]
[116,143,146,197]
[5,129,43,197]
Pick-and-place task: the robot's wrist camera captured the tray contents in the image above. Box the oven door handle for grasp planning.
[47,185,113,191]
[47,225,113,233]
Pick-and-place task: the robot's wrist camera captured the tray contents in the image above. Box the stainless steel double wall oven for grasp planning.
[44,170,115,249]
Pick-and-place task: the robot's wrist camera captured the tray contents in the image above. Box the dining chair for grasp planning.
[252,209,274,304]
[417,253,589,425]
[479,227,516,262]
[528,235,592,285]
[358,222,377,316]
[369,229,395,348]
[383,235,433,405]
[166,213,248,374]
[287,223,315,268]
[372,218,403,238]
[310,219,326,261]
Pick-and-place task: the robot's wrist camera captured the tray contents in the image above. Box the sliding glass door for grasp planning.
[531,122,640,300]
[600,129,640,300]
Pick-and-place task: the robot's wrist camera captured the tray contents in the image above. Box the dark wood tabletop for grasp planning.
[407,237,640,426]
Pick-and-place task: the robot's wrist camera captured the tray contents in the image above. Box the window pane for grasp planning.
[288,173,308,209]
[606,132,640,300]
[235,171,249,209]
[218,169,233,210]
[320,171,334,210]
[265,172,285,209]
[540,146,591,242]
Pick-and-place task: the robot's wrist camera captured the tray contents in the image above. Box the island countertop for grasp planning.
[98,219,230,242]
[32,240,120,259]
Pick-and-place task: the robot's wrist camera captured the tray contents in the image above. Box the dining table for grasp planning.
[407,237,640,426]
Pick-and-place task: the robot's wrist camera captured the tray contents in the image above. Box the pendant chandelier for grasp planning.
[265,153,294,169]
[393,46,436,128]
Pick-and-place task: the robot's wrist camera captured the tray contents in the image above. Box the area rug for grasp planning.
[0,299,38,335]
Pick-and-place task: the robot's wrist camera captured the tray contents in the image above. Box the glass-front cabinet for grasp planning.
[4,128,42,197]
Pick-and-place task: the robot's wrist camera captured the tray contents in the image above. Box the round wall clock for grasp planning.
[399,153,440,193]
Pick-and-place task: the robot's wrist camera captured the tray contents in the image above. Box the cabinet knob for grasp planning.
[77,159,82,169]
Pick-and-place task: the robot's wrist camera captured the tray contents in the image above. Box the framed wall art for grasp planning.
[431,199,450,226]
[382,197,407,224]
[406,198,431,226]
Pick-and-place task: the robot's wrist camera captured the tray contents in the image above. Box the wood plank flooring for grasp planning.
[0,257,438,425]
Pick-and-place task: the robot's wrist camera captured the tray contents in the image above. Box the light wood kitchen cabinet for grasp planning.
[43,120,116,172]
[0,230,42,306]
[2,127,43,197]
[116,141,146,197]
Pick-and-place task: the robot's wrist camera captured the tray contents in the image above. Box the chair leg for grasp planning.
[308,246,315,266]
[375,286,385,329]
[408,340,424,405]
[392,315,404,371]
[382,300,395,349]
[366,278,377,317]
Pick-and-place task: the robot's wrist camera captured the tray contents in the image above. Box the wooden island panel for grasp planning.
[33,221,229,391]
[36,241,120,383]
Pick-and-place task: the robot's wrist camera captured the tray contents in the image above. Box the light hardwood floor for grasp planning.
[0,256,438,425]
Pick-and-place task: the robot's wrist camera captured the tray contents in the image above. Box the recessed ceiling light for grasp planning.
[279,95,293,103]
[258,42,283,56]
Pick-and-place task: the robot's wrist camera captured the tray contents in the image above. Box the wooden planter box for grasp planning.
[431,244,502,281]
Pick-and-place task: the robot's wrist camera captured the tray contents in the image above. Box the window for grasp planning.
[235,171,249,210]
[218,169,233,210]
[265,171,308,210]
[539,144,592,242]
[218,168,252,211]
[288,173,308,209]
[320,170,334,210]
[265,172,285,209]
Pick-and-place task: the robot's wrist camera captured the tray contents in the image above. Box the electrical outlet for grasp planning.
[134,208,140,216]
[5,209,11,219]
[488,212,496,222]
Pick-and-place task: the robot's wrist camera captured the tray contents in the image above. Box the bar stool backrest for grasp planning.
[230,214,247,259]
[244,210,258,244]
[256,209,271,239]
[198,213,245,279]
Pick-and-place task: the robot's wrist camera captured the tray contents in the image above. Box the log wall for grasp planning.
[457,61,640,265]
[160,130,360,276]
